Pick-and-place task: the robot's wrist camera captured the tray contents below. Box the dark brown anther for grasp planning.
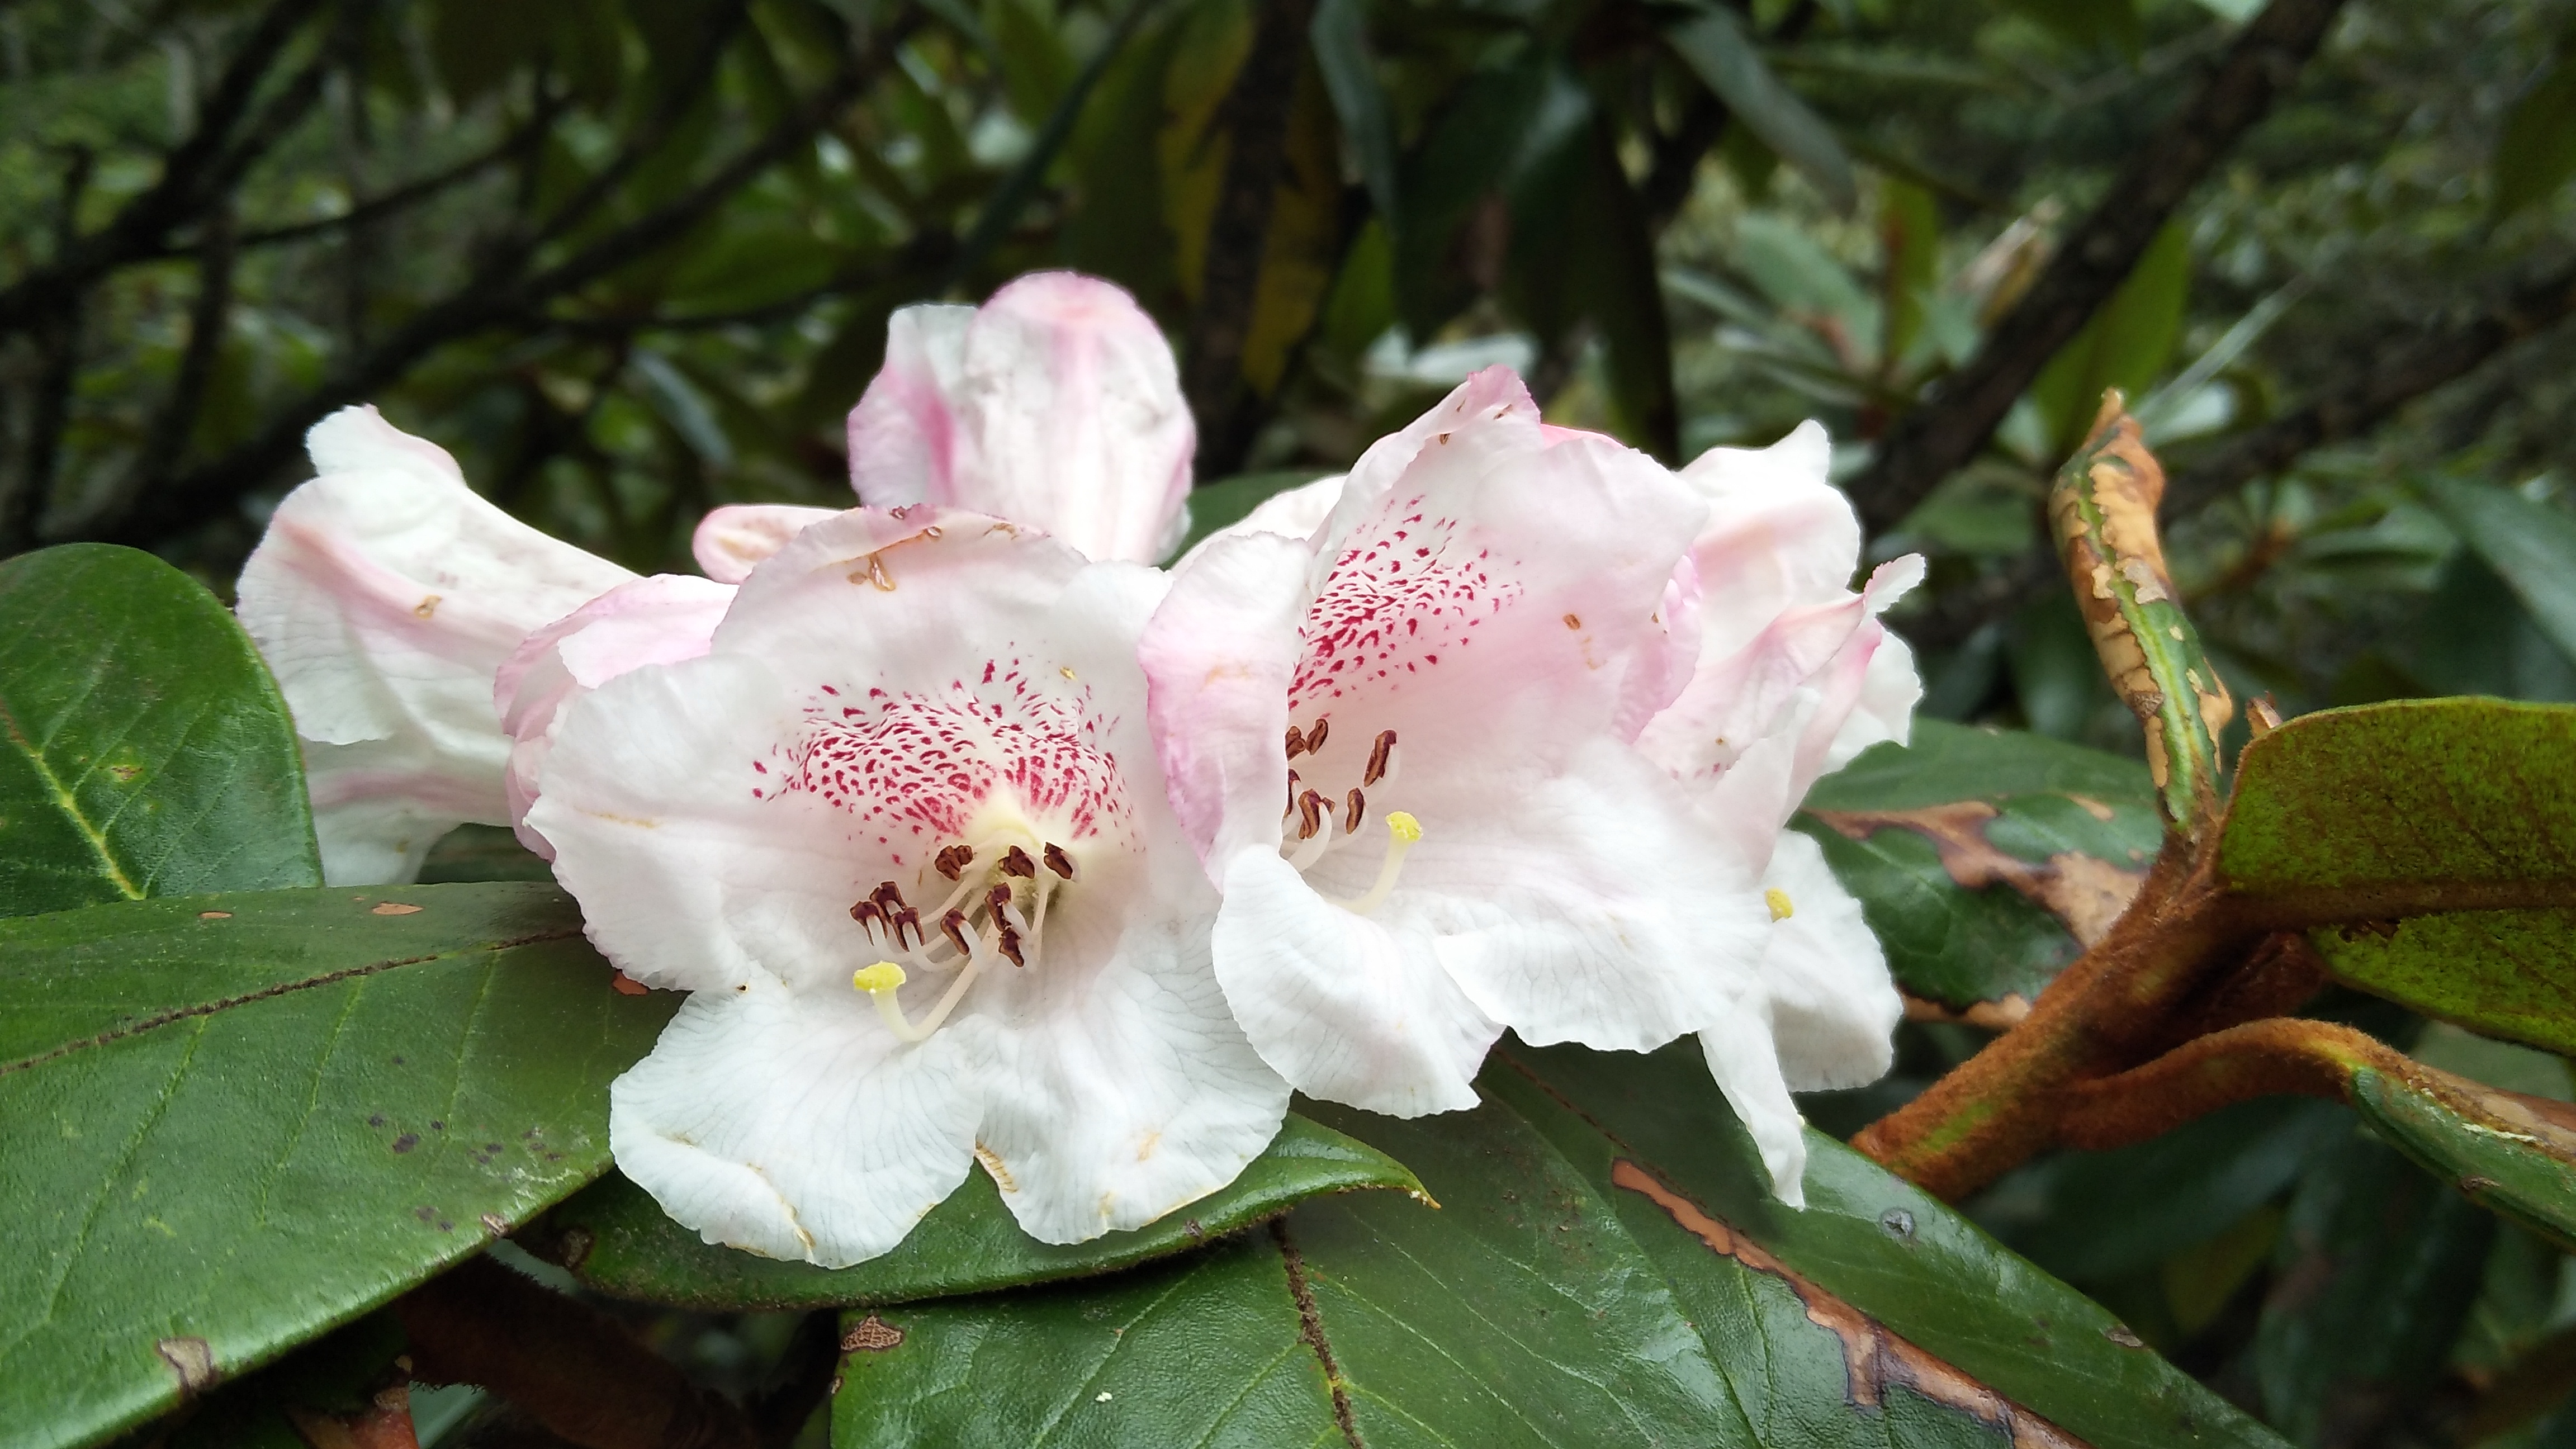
[935,844,973,880]
[850,899,883,930]
[1001,846,1038,878]
[996,925,1026,967]
[988,883,1015,918]
[873,881,908,913]
[1364,730,1396,786]
[1285,724,1307,759]
[892,907,921,949]
[1345,788,1365,835]
[1043,844,1076,880]
[1296,790,1327,841]
[1305,718,1330,754]
[940,908,973,955]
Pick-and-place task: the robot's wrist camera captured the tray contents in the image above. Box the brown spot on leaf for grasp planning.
[480,1213,509,1236]
[1612,1161,2089,1449]
[841,1314,905,1353]
[610,972,650,996]
[391,1133,419,1154]
[2066,795,2115,823]
[157,1336,218,1394]
[1810,802,2145,948]
[370,902,422,916]
[2103,1325,2144,1348]
[110,764,141,783]
[198,911,231,920]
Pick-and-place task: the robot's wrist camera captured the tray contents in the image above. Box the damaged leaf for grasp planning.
[532,1114,1424,1310]
[1797,721,2161,1017]
[0,883,673,1449]
[2220,698,2576,1055]
[2346,1060,2576,1253]
[0,545,320,918]
[834,1041,2287,1449]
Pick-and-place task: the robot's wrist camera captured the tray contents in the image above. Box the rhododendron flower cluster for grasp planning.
[235,269,1920,1268]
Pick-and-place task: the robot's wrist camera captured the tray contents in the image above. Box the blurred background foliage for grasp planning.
[7,0,2576,1443]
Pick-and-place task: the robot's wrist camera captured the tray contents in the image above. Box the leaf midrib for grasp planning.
[0,683,144,902]
[0,928,580,1077]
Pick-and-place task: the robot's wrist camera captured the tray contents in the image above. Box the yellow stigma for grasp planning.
[853,960,907,994]
[1765,888,1795,922]
[1385,811,1422,844]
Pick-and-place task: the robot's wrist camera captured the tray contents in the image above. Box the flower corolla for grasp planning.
[528,508,1289,1267]
[1140,367,1770,1119]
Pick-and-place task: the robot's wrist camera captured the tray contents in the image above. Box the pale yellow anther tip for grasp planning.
[1765,888,1795,922]
[1385,811,1423,844]
[853,961,907,994]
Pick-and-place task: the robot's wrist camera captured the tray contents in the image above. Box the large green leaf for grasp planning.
[1798,721,2162,1019]
[2345,1060,2576,1252]
[0,544,320,918]
[1661,2,1857,214]
[533,1114,1421,1311]
[2220,698,2576,1054]
[835,1041,2288,1449]
[0,882,674,1449]
[2421,475,2576,664]
[2028,226,2190,458]
[2493,51,2576,220]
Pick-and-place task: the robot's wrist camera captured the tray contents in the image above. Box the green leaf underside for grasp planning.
[2221,699,2576,1054]
[538,1115,1424,1310]
[0,545,320,918]
[0,883,675,1449]
[2347,1066,2576,1253]
[836,1041,2285,1449]
[1797,722,2161,1011]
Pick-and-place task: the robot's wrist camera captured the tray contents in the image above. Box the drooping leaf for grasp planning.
[0,883,674,1449]
[532,1115,1423,1310]
[2256,1123,2498,1446]
[1796,721,2161,1019]
[0,544,321,919]
[2221,698,2576,1055]
[1310,0,1398,225]
[2493,54,2576,221]
[2029,227,2190,459]
[2419,474,2576,665]
[2343,1059,2576,1252]
[1661,2,1858,214]
[835,1041,2289,1449]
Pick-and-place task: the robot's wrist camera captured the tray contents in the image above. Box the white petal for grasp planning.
[1172,473,1348,571]
[1138,529,1312,872]
[235,405,633,883]
[611,981,982,1267]
[1211,849,1495,1117]
[1697,1004,1810,1209]
[692,504,841,583]
[973,897,1290,1243]
[1825,626,1921,773]
[1758,832,1900,1093]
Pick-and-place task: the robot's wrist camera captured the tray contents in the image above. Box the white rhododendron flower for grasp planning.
[528,508,1289,1267]
[1139,368,1769,1119]
[235,406,633,884]
[1637,422,1925,1201]
[847,272,1196,564]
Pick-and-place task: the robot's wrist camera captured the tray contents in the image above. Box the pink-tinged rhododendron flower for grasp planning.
[235,406,634,884]
[495,574,736,859]
[846,272,1194,564]
[1637,422,1926,1201]
[528,508,1288,1267]
[1139,368,1769,1120]
[692,503,840,583]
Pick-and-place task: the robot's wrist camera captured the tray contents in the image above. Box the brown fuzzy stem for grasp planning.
[396,1257,757,1449]
[2053,1017,2380,1150]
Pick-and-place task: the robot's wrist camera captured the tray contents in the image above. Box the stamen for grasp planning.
[1285,807,1334,872]
[892,906,922,948]
[997,924,1026,967]
[1043,843,1076,880]
[1363,730,1397,786]
[1295,789,1327,841]
[988,883,1015,919]
[1305,717,1330,753]
[935,844,974,880]
[1329,812,1421,915]
[1284,770,1302,818]
[1285,724,1307,759]
[1765,888,1795,922]
[873,881,908,913]
[1344,788,1365,835]
[1001,846,1038,878]
[850,899,884,931]
[941,908,973,955]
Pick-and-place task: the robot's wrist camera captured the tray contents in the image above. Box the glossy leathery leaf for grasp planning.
[835,1041,2288,1449]
[2256,1124,2498,1445]
[1309,0,1398,223]
[533,1114,1422,1310]
[2030,228,2188,459]
[2221,698,2576,1054]
[2420,473,2576,663]
[0,544,321,918]
[2345,1060,2576,1253]
[0,883,675,1449]
[1796,721,2161,1017]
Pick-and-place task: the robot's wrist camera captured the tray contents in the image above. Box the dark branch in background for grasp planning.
[396,1256,757,1449]
[1900,261,2576,651]
[1183,0,1318,476]
[91,20,904,548]
[0,0,328,337]
[1641,91,1729,234]
[0,148,96,557]
[1845,0,2350,538]
[522,3,753,256]
[113,205,239,522]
